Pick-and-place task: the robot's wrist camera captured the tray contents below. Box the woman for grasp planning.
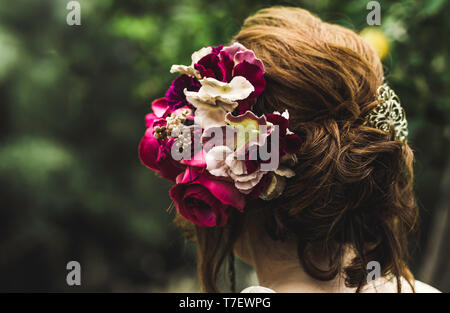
[139,6,440,293]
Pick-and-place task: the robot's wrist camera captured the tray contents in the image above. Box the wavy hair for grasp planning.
[176,6,418,293]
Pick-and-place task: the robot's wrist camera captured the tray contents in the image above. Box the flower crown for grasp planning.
[139,42,408,227]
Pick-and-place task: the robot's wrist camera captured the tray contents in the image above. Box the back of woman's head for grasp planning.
[178,6,418,292]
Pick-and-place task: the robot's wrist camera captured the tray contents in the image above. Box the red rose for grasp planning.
[169,167,245,227]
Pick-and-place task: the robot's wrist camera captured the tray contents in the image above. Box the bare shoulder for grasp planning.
[413,280,441,293]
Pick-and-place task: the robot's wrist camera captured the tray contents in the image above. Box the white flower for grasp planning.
[170,64,199,78]
[205,145,265,193]
[184,76,254,129]
[205,146,233,177]
[199,76,254,102]
[170,46,212,78]
[184,90,236,129]
[230,169,266,194]
[191,46,213,64]
[190,101,230,129]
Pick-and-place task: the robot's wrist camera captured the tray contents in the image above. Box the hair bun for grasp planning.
[234,6,417,291]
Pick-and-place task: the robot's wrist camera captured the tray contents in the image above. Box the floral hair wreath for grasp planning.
[139,43,408,227]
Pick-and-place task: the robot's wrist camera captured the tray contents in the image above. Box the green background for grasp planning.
[0,0,448,292]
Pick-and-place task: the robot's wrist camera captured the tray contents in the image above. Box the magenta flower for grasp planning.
[165,74,201,111]
[223,42,266,98]
[139,43,303,225]
[169,43,266,129]
[243,110,302,174]
[266,111,302,155]
[139,98,186,181]
[193,43,265,96]
[169,166,246,227]
[194,48,234,82]
[139,131,186,182]
[223,42,265,72]
[201,111,272,193]
[233,61,265,99]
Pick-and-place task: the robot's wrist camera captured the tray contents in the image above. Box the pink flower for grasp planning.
[223,42,265,98]
[139,98,186,181]
[139,132,185,181]
[169,167,246,227]
[202,111,272,193]
[242,110,302,174]
[223,42,265,73]
[205,145,266,193]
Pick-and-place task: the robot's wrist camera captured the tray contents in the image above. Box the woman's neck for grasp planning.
[255,258,354,292]
[236,225,356,293]
[250,240,352,293]
[241,232,412,293]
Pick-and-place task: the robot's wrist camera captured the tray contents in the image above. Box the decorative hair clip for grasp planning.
[139,43,302,227]
[364,83,408,142]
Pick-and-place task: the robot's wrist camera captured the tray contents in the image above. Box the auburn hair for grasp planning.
[175,6,418,293]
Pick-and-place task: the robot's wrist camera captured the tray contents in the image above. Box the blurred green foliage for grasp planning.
[0,0,448,291]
